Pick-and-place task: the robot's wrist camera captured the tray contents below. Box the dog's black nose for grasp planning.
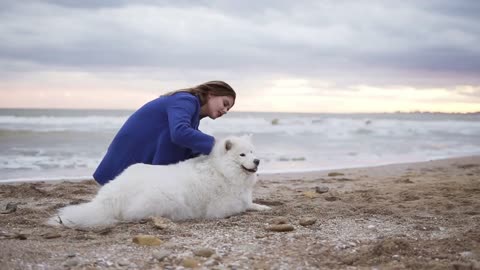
[254,159,260,166]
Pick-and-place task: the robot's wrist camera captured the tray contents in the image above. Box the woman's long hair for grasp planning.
[163,81,236,107]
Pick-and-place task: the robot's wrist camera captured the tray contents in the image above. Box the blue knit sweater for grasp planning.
[93,92,215,185]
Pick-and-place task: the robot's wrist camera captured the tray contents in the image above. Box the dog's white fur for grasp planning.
[48,135,270,229]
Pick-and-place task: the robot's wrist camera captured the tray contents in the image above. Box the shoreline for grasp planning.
[1,155,479,184]
[0,155,479,269]
[259,155,480,181]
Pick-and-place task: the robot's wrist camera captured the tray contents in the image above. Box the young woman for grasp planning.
[93,81,236,185]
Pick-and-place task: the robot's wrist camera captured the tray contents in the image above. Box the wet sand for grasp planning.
[1,156,479,269]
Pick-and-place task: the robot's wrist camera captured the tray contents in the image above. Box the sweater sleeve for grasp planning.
[166,95,215,155]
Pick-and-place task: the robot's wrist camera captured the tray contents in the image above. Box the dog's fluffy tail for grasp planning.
[47,200,117,229]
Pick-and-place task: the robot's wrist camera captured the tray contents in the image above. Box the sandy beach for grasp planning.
[1,156,479,269]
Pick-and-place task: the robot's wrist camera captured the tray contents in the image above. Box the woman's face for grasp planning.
[203,94,234,119]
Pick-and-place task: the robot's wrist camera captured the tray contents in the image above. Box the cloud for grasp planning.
[0,1,479,112]
[1,1,479,75]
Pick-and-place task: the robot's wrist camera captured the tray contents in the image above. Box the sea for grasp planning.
[1,108,480,182]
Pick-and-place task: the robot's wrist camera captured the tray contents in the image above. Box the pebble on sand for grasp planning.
[193,248,215,258]
[324,195,339,201]
[151,216,176,230]
[183,257,200,268]
[255,233,270,239]
[152,249,171,261]
[1,202,18,214]
[328,172,345,177]
[299,217,317,226]
[117,259,130,266]
[315,186,329,193]
[266,224,295,232]
[270,217,288,224]
[42,232,62,239]
[132,235,163,246]
[63,258,80,268]
[0,231,27,240]
[303,191,319,199]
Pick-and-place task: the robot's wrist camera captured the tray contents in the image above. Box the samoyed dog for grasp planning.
[48,135,270,229]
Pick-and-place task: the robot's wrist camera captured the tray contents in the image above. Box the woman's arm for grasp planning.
[166,95,215,155]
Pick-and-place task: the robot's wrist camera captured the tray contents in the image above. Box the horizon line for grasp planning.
[0,107,479,115]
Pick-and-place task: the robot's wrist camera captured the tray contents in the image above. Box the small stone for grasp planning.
[299,217,317,226]
[66,253,76,258]
[336,178,353,182]
[152,249,171,261]
[452,262,475,270]
[303,191,319,199]
[324,195,339,201]
[183,257,200,268]
[151,216,175,230]
[132,235,163,246]
[460,251,473,258]
[1,203,17,214]
[328,172,344,177]
[63,258,80,268]
[42,232,62,239]
[392,255,400,260]
[0,231,26,240]
[336,243,350,250]
[270,217,288,224]
[255,234,268,239]
[194,248,215,258]
[204,258,220,267]
[315,186,329,193]
[367,225,375,229]
[266,224,295,232]
[14,233,27,240]
[95,258,114,267]
[117,259,130,266]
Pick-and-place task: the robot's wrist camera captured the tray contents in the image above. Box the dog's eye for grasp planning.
[240,153,245,157]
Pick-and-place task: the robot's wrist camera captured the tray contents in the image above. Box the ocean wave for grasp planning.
[203,116,480,139]
[1,110,480,182]
[0,154,100,170]
[2,111,480,138]
[0,115,126,132]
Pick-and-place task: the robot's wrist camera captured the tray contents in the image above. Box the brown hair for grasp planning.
[163,81,236,107]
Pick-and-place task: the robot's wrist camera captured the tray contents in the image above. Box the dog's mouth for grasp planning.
[241,165,257,173]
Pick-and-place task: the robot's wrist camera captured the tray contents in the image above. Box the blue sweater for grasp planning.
[93,92,215,185]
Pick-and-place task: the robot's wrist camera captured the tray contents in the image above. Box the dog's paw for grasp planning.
[249,203,271,211]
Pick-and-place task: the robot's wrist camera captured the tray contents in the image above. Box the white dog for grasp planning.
[48,136,270,229]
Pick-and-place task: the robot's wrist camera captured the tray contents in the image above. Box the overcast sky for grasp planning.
[1,0,479,112]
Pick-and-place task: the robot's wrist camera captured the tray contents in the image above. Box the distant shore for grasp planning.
[1,156,479,269]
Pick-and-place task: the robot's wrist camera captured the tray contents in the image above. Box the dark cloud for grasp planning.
[0,0,479,86]
[356,47,480,73]
[421,0,480,20]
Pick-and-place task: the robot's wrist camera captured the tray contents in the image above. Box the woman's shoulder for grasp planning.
[168,92,200,105]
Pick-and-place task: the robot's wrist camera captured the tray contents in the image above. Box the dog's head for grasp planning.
[211,135,260,178]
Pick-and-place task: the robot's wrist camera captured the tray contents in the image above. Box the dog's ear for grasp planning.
[225,140,233,151]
